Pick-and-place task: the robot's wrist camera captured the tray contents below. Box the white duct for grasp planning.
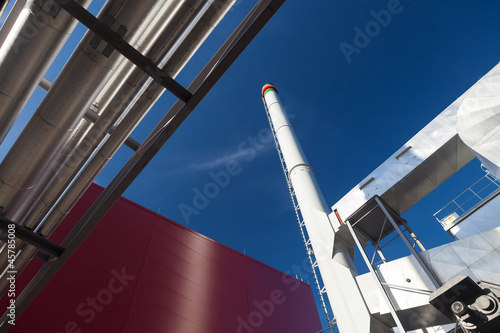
[0,0,93,145]
[262,84,391,333]
[0,0,169,217]
[457,63,500,178]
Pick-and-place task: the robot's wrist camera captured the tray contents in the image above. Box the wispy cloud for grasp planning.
[187,127,275,171]
[188,149,252,170]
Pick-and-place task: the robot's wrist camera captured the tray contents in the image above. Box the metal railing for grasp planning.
[434,166,500,228]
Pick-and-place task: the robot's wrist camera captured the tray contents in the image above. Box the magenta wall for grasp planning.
[5,184,322,332]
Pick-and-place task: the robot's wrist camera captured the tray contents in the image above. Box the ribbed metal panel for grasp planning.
[0,184,322,332]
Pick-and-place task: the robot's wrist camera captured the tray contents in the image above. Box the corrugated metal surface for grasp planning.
[1,184,321,332]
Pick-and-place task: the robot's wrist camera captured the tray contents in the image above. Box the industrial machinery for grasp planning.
[429,276,500,333]
[262,68,500,333]
[1,0,499,331]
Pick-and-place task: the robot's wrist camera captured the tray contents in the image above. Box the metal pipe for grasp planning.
[12,0,208,228]
[0,0,205,267]
[0,0,169,217]
[0,0,236,292]
[0,0,11,15]
[0,1,11,22]
[401,219,426,251]
[38,77,52,92]
[263,85,382,332]
[0,0,93,145]
[38,0,236,234]
[0,0,282,325]
[0,0,171,271]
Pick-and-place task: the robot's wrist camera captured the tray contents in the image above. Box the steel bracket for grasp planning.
[89,15,127,58]
[44,0,192,102]
[0,217,64,258]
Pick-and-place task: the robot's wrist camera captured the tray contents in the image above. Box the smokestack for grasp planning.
[262,84,387,333]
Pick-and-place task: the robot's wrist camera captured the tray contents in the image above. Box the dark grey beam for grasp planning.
[0,217,64,258]
[52,0,192,103]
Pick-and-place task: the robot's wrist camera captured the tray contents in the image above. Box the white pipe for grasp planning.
[262,84,388,333]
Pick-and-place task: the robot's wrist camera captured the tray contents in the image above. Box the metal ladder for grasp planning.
[263,100,336,332]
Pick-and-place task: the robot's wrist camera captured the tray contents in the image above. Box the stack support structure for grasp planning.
[262,84,391,333]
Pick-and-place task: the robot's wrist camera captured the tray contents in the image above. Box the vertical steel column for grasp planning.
[374,196,441,288]
[346,220,407,332]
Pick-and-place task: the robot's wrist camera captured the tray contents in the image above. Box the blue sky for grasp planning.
[2,0,500,329]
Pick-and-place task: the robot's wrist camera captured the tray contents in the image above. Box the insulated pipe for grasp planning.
[0,1,10,20]
[12,0,208,228]
[262,85,386,333]
[0,0,236,293]
[0,0,208,270]
[0,0,169,217]
[0,0,174,268]
[0,0,93,145]
[38,0,236,232]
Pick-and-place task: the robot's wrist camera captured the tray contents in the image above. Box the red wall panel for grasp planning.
[4,184,322,332]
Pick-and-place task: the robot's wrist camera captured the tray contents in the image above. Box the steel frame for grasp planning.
[0,0,286,329]
[374,197,441,288]
[343,196,445,332]
[346,220,407,332]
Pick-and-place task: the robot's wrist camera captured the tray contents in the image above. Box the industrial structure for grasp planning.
[1,0,500,331]
[0,0,288,331]
[262,64,500,333]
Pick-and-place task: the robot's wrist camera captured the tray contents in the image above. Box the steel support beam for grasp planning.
[346,220,407,332]
[0,217,63,258]
[48,0,192,102]
[0,0,286,329]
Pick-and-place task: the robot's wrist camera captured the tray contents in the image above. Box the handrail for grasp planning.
[434,169,500,227]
